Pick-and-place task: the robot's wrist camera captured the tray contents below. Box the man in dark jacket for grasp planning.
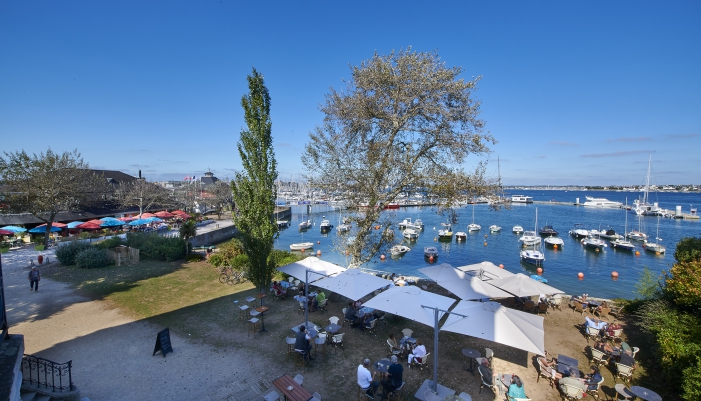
[28,266,41,291]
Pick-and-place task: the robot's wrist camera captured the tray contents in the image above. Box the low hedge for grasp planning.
[56,241,92,265]
[75,247,112,269]
[126,232,186,261]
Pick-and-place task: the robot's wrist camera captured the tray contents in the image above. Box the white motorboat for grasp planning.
[414,219,425,230]
[276,220,290,228]
[569,223,589,239]
[512,225,524,234]
[489,225,502,233]
[543,236,564,248]
[399,217,423,230]
[390,244,411,257]
[581,235,607,251]
[627,230,648,241]
[403,228,419,240]
[644,217,666,254]
[319,219,333,232]
[633,154,664,216]
[519,231,541,246]
[595,228,622,241]
[290,242,314,251]
[582,196,623,209]
[511,195,533,203]
[398,218,413,229]
[298,220,312,230]
[455,231,467,241]
[520,248,545,265]
[438,223,453,240]
[424,246,439,261]
[337,223,352,233]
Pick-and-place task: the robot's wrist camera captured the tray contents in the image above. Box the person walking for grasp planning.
[28,266,41,291]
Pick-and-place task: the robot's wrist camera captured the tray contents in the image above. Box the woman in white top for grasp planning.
[408,339,426,364]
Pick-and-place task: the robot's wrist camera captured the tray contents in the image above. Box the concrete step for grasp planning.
[20,392,37,401]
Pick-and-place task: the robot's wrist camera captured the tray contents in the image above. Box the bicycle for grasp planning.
[218,267,248,285]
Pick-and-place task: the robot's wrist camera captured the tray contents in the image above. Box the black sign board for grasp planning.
[153,328,173,358]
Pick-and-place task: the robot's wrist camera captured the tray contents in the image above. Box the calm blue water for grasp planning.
[274,190,701,299]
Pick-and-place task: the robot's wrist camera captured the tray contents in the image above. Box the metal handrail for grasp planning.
[21,354,75,392]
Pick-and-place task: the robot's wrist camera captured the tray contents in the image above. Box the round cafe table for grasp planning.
[461,348,481,375]
[374,358,391,373]
[629,386,662,401]
[615,384,634,400]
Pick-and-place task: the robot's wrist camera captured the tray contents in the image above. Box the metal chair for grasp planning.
[485,348,494,364]
[477,365,496,395]
[247,318,259,337]
[238,304,250,320]
[294,349,307,373]
[315,334,327,356]
[246,296,257,308]
[536,358,554,388]
[615,362,634,384]
[262,390,280,401]
[585,326,600,343]
[286,337,296,359]
[329,316,340,325]
[586,376,604,400]
[560,383,584,401]
[293,374,304,386]
[331,333,344,351]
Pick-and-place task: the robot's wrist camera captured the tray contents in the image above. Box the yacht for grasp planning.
[298,220,312,230]
[403,228,419,240]
[390,244,411,257]
[512,225,524,234]
[539,225,558,236]
[594,228,621,241]
[633,154,664,216]
[569,224,589,239]
[319,219,333,233]
[413,219,425,230]
[627,230,648,241]
[489,225,502,233]
[455,231,467,241]
[581,196,623,209]
[519,231,541,246]
[581,235,607,251]
[543,236,564,248]
[511,195,533,203]
[520,208,544,265]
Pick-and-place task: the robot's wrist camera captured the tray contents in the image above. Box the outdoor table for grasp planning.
[256,292,268,307]
[272,373,313,401]
[359,306,375,315]
[558,354,579,368]
[629,386,662,401]
[374,358,391,373]
[557,363,580,377]
[461,348,481,375]
[325,323,341,335]
[255,306,270,332]
[500,373,512,388]
[281,281,290,288]
[615,384,634,400]
[399,336,416,346]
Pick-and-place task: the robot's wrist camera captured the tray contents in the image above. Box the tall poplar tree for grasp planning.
[231,68,278,293]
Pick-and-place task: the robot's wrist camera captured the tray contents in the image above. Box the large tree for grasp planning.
[231,68,278,293]
[209,180,234,218]
[0,149,110,247]
[116,178,174,217]
[303,48,496,267]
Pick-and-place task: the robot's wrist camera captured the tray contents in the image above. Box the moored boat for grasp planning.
[569,223,589,239]
[543,236,564,248]
[391,244,411,257]
[424,246,439,261]
[403,228,419,240]
[539,225,558,236]
[511,195,533,203]
[298,220,312,230]
[319,219,333,232]
[582,196,623,208]
[519,231,541,246]
[581,235,607,251]
[438,223,453,240]
[489,225,502,233]
[455,231,467,241]
[512,225,524,234]
[290,242,314,251]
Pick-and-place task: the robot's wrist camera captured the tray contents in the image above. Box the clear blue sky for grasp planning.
[1,1,699,186]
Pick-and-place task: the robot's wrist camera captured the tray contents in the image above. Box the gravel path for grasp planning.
[2,247,279,401]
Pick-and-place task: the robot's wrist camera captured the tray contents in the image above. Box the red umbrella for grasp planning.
[141,213,157,218]
[172,210,188,215]
[76,221,102,230]
[37,222,67,228]
[155,211,174,218]
[0,229,13,235]
[119,216,136,222]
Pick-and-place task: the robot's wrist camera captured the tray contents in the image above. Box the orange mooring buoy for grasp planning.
[499,264,504,269]
[537,267,543,273]
[611,271,619,278]
[578,272,584,279]
[317,250,321,256]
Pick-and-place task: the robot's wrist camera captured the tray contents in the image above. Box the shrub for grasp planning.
[56,241,92,265]
[34,245,44,251]
[674,236,701,263]
[78,232,90,239]
[186,253,205,262]
[75,247,112,269]
[95,236,126,250]
[126,232,186,261]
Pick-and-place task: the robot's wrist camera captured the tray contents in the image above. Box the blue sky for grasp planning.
[1,1,699,186]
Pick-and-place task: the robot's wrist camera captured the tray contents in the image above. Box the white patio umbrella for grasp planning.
[487,273,564,297]
[456,261,516,281]
[441,300,545,355]
[276,256,346,283]
[418,264,513,300]
[313,268,391,301]
[363,285,457,399]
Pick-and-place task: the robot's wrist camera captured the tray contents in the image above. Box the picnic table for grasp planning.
[272,374,312,401]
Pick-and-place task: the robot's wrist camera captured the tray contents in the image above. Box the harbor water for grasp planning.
[274,190,700,299]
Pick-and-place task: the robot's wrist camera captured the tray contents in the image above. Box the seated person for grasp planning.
[298,281,306,293]
[293,292,307,307]
[619,352,635,368]
[478,359,503,395]
[605,322,622,337]
[362,313,376,330]
[595,300,608,314]
[345,303,358,325]
[294,325,314,360]
[594,340,614,354]
[407,339,426,365]
[387,333,404,355]
[539,293,548,304]
[357,358,380,397]
[394,276,407,286]
[353,299,363,309]
[584,316,607,330]
[537,351,563,383]
[273,282,287,299]
[578,366,602,390]
[559,376,587,398]
[380,355,403,400]
[315,291,326,309]
[506,375,527,400]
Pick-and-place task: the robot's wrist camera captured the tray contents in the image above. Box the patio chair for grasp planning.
[311,392,322,401]
[246,296,257,308]
[590,347,610,370]
[401,328,413,339]
[631,347,639,359]
[586,376,604,400]
[329,316,340,325]
[606,328,623,341]
[331,333,344,351]
[314,334,327,356]
[317,299,328,313]
[238,304,250,320]
[457,392,471,401]
[412,352,430,371]
[387,340,402,358]
[358,384,377,400]
[596,306,611,320]
[477,365,496,395]
[364,319,377,334]
[550,294,563,311]
[247,318,260,338]
[560,383,584,401]
[293,374,304,386]
[615,362,634,384]
[262,390,281,401]
[585,326,600,343]
[387,381,405,401]
[475,347,494,366]
[523,300,536,313]
[342,308,352,326]
[536,302,548,316]
[536,358,555,388]
[294,349,307,373]
[609,305,624,318]
[286,337,296,358]
[574,302,588,315]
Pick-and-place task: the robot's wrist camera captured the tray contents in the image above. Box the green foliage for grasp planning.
[78,232,90,239]
[682,355,701,400]
[126,232,186,261]
[56,241,92,265]
[635,266,661,300]
[75,247,112,269]
[95,236,126,250]
[664,260,701,308]
[206,238,245,268]
[674,236,701,263]
[34,245,45,251]
[185,253,204,262]
[231,68,278,292]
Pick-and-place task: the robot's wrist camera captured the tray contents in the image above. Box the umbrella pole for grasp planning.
[432,308,439,393]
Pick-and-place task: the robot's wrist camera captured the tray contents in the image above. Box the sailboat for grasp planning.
[633,154,664,216]
[626,212,648,241]
[644,217,666,254]
[298,202,312,230]
[520,208,545,265]
[467,199,481,231]
[612,198,636,251]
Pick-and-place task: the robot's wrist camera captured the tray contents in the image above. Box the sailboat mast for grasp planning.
[644,154,651,205]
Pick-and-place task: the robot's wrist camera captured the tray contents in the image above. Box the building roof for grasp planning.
[90,170,138,185]
[201,171,219,186]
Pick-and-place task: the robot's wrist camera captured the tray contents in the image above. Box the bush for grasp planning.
[186,253,205,262]
[56,241,92,265]
[34,245,44,251]
[95,236,126,250]
[126,232,186,261]
[75,247,112,269]
[78,232,90,239]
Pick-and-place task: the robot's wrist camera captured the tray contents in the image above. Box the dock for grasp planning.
[532,201,699,219]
